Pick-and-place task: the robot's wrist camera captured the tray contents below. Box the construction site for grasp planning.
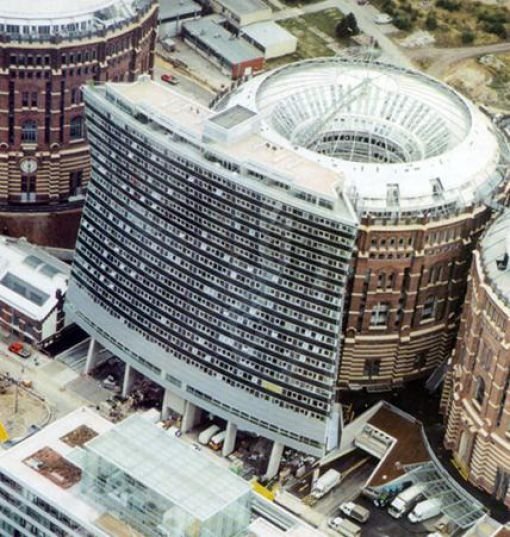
[0,373,50,444]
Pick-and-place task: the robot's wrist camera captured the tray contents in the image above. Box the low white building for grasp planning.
[211,0,271,28]
[241,21,297,59]
[0,236,69,347]
[158,0,202,37]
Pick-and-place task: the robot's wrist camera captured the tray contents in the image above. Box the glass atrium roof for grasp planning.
[84,415,251,521]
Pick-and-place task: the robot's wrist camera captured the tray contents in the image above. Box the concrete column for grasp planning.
[264,441,284,480]
[84,338,100,375]
[180,401,201,433]
[122,364,135,397]
[161,389,171,420]
[222,421,237,457]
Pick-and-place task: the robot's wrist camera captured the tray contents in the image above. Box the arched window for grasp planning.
[70,116,84,140]
[474,376,485,406]
[21,120,37,142]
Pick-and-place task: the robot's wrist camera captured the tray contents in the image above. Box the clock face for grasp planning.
[20,157,38,174]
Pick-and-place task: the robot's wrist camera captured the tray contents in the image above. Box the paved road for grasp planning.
[154,55,215,105]
[408,41,510,77]
[273,0,414,69]
[354,496,434,537]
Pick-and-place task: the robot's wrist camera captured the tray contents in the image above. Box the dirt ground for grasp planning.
[0,384,49,440]
[444,58,499,106]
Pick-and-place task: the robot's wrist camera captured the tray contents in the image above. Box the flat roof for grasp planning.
[221,58,504,215]
[183,16,263,65]
[209,104,257,129]
[0,407,113,536]
[158,0,201,21]
[100,78,353,206]
[0,0,146,34]
[85,414,250,521]
[241,21,297,48]
[215,0,271,16]
[248,518,327,537]
[0,237,69,321]
[366,404,430,486]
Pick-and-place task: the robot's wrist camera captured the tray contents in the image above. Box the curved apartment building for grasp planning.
[66,76,358,457]
[0,0,157,247]
[220,58,507,391]
[444,211,510,507]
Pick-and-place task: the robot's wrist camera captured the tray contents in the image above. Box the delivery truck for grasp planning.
[198,424,220,445]
[311,469,342,499]
[328,516,361,536]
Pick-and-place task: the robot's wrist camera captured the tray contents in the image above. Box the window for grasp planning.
[71,87,81,104]
[21,91,29,107]
[21,176,36,202]
[370,302,389,327]
[70,116,84,140]
[474,376,485,406]
[364,359,381,377]
[413,352,427,369]
[21,120,37,142]
[422,296,436,320]
[31,92,37,107]
[69,170,83,196]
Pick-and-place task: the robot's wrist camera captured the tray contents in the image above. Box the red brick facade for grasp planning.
[443,216,510,507]
[340,205,492,391]
[0,1,158,247]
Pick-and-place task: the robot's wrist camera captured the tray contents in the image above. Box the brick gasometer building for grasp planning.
[219,58,508,392]
[444,210,510,507]
[0,0,158,247]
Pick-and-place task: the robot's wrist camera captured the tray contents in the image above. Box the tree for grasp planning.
[336,13,360,39]
[425,12,438,30]
[393,13,413,31]
[461,30,475,44]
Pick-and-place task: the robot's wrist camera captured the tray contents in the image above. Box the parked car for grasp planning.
[102,375,118,390]
[161,73,179,85]
[339,501,370,523]
[374,14,393,24]
[8,342,31,358]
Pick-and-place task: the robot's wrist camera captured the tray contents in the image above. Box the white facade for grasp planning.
[67,76,358,457]
[241,21,297,59]
[0,0,146,38]
[0,408,252,537]
[158,0,202,38]
[211,0,271,27]
[220,58,505,218]
[0,236,69,345]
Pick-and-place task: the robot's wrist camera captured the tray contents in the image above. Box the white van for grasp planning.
[388,483,426,518]
[198,424,220,445]
[408,498,442,523]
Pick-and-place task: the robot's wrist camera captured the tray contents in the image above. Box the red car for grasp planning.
[8,342,31,358]
[161,73,179,85]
